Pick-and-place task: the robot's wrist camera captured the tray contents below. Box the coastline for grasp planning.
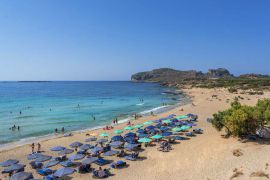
[1,87,270,180]
[0,91,190,152]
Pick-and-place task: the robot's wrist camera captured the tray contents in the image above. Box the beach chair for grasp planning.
[94,158,110,166]
[37,168,53,176]
[110,160,127,169]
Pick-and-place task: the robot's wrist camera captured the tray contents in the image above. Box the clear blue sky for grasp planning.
[0,0,270,80]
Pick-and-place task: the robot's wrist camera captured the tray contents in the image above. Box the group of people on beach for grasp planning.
[54,127,65,133]
[112,118,118,125]
[31,142,41,153]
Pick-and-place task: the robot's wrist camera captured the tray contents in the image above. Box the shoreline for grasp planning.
[0,91,190,152]
[2,87,269,180]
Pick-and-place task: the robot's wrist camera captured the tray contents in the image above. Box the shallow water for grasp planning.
[0,81,185,145]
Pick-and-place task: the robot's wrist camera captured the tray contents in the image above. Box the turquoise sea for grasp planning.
[0,81,187,145]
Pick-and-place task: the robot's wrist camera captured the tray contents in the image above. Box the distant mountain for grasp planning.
[131,68,233,82]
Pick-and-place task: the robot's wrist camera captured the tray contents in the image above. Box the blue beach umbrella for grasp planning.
[136,129,146,133]
[124,132,136,137]
[111,135,124,142]
[97,138,108,144]
[145,125,155,130]
[89,147,103,154]
[44,160,59,168]
[160,127,170,132]
[138,133,148,138]
[82,157,99,165]
[69,154,85,161]
[35,155,52,162]
[0,159,19,167]
[104,150,119,156]
[69,142,83,148]
[10,172,33,180]
[124,143,140,151]
[54,167,75,178]
[50,146,66,151]
[79,144,93,150]
[27,153,42,160]
[2,164,25,174]
[161,132,173,137]
[110,141,124,147]
[58,148,74,155]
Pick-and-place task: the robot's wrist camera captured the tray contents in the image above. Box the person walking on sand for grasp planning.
[37,143,41,152]
[31,143,35,153]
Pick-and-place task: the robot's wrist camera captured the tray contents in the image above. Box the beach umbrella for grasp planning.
[176,115,189,120]
[161,132,173,137]
[136,129,146,133]
[88,147,103,154]
[138,137,151,143]
[103,150,119,156]
[60,160,75,167]
[124,126,134,131]
[134,124,143,128]
[143,121,153,125]
[153,120,161,123]
[50,146,66,151]
[79,144,93,150]
[54,167,75,178]
[187,123,197,127]
[10,172,33,180]
[162,119,172,124]
[69,154,85,161]
[97,138,108,144]
[44,160,59,168]
[27,153,42,160]
[138,133,148,138]
[172,127,182,132]
[35,155,52,162]
[124,136,136,143]
[173,136,186,140]
[85,137,97,142]
[114,129,123,134]
[111,135,124,142]
[69,141,83,148]
[2,164,26,174]
[100,133,109,137]
[180,125,190,131]
[160,127,170,132]
[124,143,140,151]
[151,134,163,139]
[145,125,156,130]
[110,141,124,147]
[82,157,98,165]
[124,132,136,137]
[0,159,19,167]
[58,148,74,155]
[149,129,159,134]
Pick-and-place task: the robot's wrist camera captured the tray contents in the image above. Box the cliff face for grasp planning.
[131,68,233,82]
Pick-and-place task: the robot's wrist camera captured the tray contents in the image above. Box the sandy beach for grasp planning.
[1,87,270,180]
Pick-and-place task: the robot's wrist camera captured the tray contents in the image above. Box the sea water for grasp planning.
[0,81,187,145]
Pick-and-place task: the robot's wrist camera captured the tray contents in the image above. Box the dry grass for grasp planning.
[250,171,269,179]
[233,149,243,157]
[230,168,244,180]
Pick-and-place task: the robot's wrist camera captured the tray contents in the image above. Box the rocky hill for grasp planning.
[131,68,233,82]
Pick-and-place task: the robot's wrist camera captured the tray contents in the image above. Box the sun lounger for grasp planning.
[94,158,110,166]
